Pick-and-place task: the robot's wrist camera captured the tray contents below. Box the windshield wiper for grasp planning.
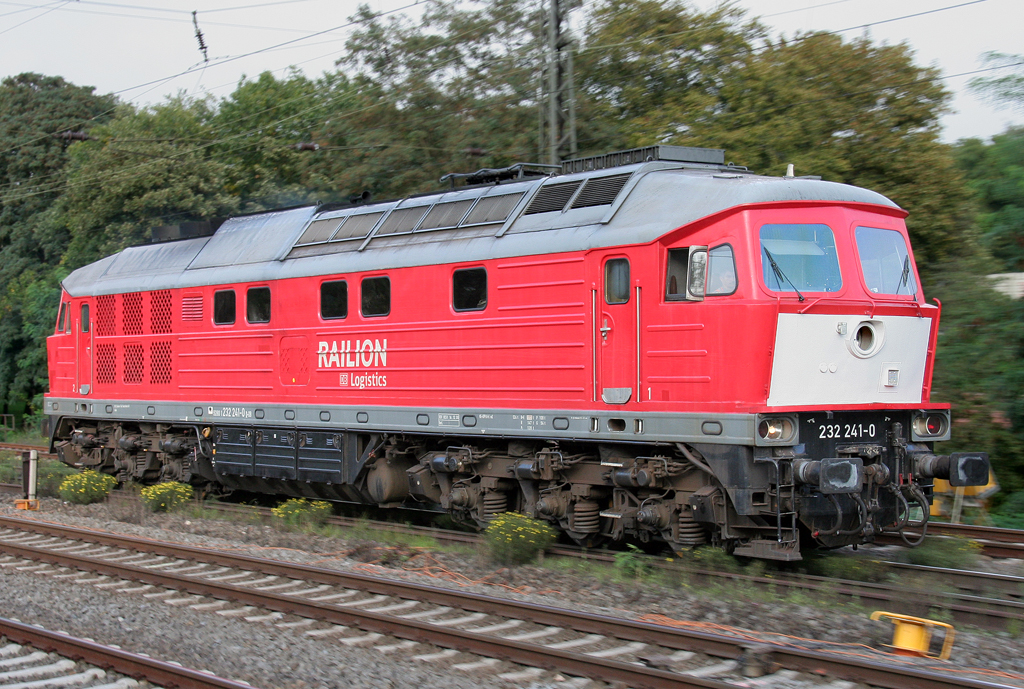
[763,246,805,302]
[896,255,910,295]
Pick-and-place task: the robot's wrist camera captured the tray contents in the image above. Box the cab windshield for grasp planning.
[759,224,842,293]
[855,227,916,296]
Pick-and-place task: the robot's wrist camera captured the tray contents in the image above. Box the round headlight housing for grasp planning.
[914,413,948,438]
[758,417,795,442]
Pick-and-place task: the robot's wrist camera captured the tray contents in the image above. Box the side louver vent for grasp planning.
[570,173,632,209]
[524,181,583,215]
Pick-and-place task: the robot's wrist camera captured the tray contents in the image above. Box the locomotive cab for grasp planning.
[642,196,989,558]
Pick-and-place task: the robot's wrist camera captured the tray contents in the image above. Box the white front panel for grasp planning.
[767,313,931,407]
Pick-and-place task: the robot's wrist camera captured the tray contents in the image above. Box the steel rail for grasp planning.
[0,515,1014,689]
[0,615,257,689]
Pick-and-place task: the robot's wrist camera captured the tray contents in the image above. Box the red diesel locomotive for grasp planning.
[45,145,988,560]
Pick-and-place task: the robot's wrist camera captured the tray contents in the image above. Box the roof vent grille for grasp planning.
[570,173,632,209]
[524,181,583,215]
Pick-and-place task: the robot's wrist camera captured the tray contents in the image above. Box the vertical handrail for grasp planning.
[591,288,597,402]
[635,284,641,403]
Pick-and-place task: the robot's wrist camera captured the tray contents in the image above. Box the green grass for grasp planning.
[0,456,76,497]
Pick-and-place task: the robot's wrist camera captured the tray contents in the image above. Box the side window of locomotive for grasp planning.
[57,302,67,333]
[453,267,487,311]
[80,303,90,333]
[604,258,630,304]
[247,287,271,324]
[759,223,842,293]
[361,276,390,317]
[665,249,688,300]
[321,280,348,320]
[707,244,738,296]
[855,227,917,295]
[214,290,236,325]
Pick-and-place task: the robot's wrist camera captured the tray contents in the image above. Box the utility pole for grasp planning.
[538,0,577,166]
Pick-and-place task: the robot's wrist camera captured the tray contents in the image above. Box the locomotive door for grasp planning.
[76,301,92,395]
[597,256,636,404]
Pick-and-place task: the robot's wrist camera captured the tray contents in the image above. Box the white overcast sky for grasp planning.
[0,0,1020,143]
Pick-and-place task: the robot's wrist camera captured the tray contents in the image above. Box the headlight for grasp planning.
[757,417,795,443]
[912,411,950,440]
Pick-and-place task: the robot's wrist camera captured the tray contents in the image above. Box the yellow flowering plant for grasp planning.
[271,498,333,526]
[484,512,557,565]
[58,470,117,504]
[139,481,194,512]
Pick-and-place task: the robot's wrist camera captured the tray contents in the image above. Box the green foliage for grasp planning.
[139,481,194,512]
[57,469,116,504]
[904,536,982,570]
[990,490,1024,529]
[613,544,654,579]
[955,128,1024,272]
[271,498,333,526]
[685,545,742,573]
[802,554,890,583]
[483,512,557,565]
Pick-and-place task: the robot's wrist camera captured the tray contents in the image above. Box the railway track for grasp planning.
[0,615,255,688]
[0,514,1020,689]
[3,483,1024,633]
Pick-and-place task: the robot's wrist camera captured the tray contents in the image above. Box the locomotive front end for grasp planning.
[744,218,990,555]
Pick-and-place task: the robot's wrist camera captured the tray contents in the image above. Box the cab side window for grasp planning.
[80,303,90,333]
[604,258,630,304]
[707,244,738,296]
[214,290,236,325]
[57,302,67,333]
[453,267,487,311]
[666,249,689,300]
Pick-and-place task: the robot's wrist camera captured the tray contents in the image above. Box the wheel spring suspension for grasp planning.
[572,500,600,533]
[677,509,707,546]
[482,491,507,521]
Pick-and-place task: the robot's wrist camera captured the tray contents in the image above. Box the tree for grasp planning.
[0,73,115,421]
[955,128,1024,271]
[58,96,239,270]
[630,30,973,267]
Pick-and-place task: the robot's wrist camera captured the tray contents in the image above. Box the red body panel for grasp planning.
[46,202,940,415]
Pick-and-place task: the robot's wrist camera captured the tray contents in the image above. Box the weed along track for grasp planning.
[0,514,1021,688]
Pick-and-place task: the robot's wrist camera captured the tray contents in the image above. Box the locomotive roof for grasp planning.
[61,162,900,297]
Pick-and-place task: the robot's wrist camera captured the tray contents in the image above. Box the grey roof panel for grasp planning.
[61,168,901,297]
[188,206,316,269]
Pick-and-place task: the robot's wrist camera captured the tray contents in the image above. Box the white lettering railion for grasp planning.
[317,339,389,370]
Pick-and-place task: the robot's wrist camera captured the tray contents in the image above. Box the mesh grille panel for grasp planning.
[377,206,429,235]
[150,340,172,385]
[96,344,116,384]
[524,181,582,215]
[332,213,383,241]
[419,200,474,230]
[122,293,143,335]
[150,290,172,334]
[462,193,524,225]
[96,295,115,337]
[123,343,144,385]
[570,173,631,208]
[181,295,203,322]
[296,218,344,245]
